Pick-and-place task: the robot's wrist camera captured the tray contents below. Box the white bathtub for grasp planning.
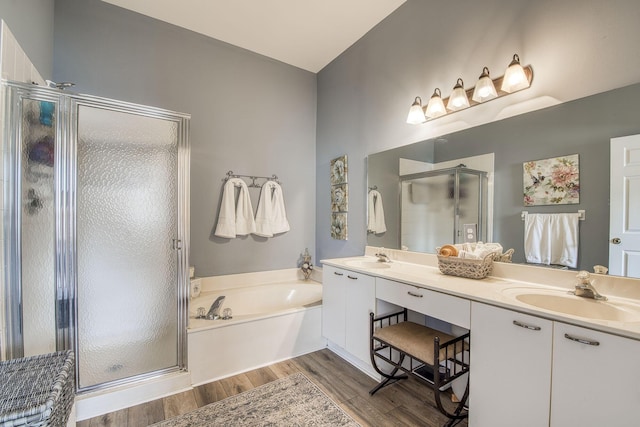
[189,281,323,328]
[188,276,325,385]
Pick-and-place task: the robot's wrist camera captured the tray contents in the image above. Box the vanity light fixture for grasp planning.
[407,53,533,124]
[406,96,426,124]
[447,78,470,111]
[472,67,498,103]
[425,88,447,119]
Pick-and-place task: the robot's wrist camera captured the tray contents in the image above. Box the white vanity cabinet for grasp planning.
[469,302,553,427]
[322,265,347,347]
[550,323,640,427]
[322,265,376,370]
[471,302,640,427]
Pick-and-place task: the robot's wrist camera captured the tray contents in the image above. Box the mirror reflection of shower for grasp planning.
[399,161,490,253]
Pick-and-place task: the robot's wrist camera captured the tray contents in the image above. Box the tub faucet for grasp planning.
[571,271,607,301]
[207,296,226,319]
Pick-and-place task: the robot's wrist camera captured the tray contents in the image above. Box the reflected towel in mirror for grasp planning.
[524,213,579,268]
[368,190,386,234]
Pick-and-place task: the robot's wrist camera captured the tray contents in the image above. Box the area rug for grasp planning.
[153,372,360,426]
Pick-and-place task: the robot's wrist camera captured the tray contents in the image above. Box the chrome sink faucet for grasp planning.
[570,271,607,301]
[207,296,226,319]
[375,248,391,263]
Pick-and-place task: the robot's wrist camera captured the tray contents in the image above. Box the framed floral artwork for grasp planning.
[330,155,348,239]
[523,154,579,206]
[331,213,348,240]
[330,155,348,185]
[331,184,348,212]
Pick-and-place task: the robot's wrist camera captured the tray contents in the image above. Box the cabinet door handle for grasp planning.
[512,320,541,331]
[347,275,358,280]
[333,271,344,276]
[564,333,600,346]
[407,291,423,298]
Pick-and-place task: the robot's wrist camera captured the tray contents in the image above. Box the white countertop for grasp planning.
[321,247,640,341]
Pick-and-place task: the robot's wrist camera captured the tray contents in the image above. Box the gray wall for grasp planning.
[316,0,640,263]
[53,0,317,277]
[0,0,55,78]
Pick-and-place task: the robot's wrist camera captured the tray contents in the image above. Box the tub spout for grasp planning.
[207,296,226,319]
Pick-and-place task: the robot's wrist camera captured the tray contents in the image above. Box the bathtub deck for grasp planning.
[77,349,467,427]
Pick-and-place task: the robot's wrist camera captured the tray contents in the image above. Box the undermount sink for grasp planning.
[502,287,640,323]
[345,259,392,269]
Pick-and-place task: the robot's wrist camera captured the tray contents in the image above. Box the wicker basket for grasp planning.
[437,253,494,279]
[0,350,75,427]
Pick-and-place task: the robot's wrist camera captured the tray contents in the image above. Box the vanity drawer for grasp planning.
[376,278,470,329]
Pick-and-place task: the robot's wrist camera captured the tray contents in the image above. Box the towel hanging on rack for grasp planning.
[214,178,256,238]
[254,181,290,237]
[524,213,579,268]
[270,181,290,235]
[367,190,386,234]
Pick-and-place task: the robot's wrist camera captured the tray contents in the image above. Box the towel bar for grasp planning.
[521,210,585,221]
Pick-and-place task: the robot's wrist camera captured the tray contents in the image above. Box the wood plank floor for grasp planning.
[77,349,468,427]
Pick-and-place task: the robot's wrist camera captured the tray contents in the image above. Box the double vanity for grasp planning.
[321,247,640,427]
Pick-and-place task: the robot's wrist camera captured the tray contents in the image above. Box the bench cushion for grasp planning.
[373,321,458,366]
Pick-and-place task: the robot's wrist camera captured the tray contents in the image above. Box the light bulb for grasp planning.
[501,54,530,93]
[472,67,498,103]
[425,88,447,119]
[447,78,470,111]
[406,96,426,124]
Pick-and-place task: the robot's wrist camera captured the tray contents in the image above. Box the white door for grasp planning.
[609,135,640,278]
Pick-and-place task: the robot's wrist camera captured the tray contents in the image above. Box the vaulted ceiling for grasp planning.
[101,0,407,73]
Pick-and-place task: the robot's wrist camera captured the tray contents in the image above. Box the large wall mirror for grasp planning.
[367,83,640,277]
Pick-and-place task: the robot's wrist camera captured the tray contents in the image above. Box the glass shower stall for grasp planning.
[1,81,190,393]
[400,166,488,253]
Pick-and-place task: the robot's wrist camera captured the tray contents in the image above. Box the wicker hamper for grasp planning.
[0,351,75,427]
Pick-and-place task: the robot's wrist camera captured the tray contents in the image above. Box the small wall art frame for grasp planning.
[523,154,579,206]
[330,155,348,240]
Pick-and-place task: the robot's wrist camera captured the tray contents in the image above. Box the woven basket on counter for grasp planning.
[437,253,494,279]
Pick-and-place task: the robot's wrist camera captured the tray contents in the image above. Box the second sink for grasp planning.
[502,287,640,323]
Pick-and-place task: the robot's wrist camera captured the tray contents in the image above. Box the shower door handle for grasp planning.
[173,239,182,250]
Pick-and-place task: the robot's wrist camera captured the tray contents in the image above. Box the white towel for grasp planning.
[255,182,275,237]
[367,190,387,234]
[524,213,579,268]
[214,178,256,238]
[270,182,290,235]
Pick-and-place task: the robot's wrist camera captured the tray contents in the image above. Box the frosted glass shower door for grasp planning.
[401,174,455,252]
[75,104,180,389]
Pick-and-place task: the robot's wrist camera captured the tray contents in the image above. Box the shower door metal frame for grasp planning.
[2,80,190,393]
[2,81,67,360]
[399,166,488,249]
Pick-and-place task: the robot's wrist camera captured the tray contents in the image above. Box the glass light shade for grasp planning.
[406,96,426,124]
[425,88,447,119]
[501,54,530,93]
[472,67,498,102]
[446,78,470,111]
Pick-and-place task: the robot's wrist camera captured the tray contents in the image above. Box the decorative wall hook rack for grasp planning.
[222,170,281,188]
